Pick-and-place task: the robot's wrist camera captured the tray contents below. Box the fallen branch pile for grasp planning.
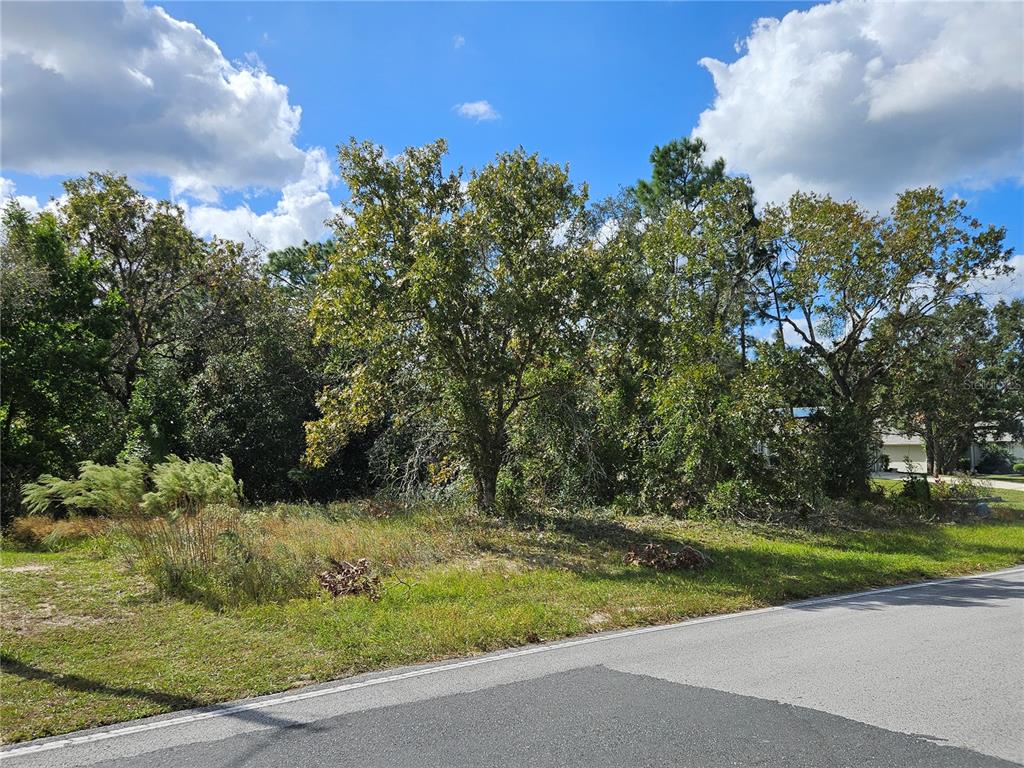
[624,543,711,571]
[317,557,382,600]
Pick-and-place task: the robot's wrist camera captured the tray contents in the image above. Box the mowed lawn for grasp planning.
[3,494,1024,743]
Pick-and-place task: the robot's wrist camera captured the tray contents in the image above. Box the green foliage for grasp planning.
[758,187,1011,495]
[900,476,931,503]
[1013,463,1024,475]
[20,456,239,519]
[141,456,241,518]
[21,458,146,517]
[635,136,726,215]
[889,298,1013,475]
[976,444,1014,474]
[308,139,593,510]
[2,146,1017,524]
[1,203,118,520]
[262,240,333,296]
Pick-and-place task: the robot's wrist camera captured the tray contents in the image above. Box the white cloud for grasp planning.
[454,100,501,122]
[183,149,341,251]
[453,35,466,50]
[0,178,59,216]
[972,253,1024,305]
[0,0,339,248]
[0,1,310,196]
[694,1,1024,209]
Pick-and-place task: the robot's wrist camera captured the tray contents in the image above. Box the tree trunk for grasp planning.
[471,426,507,512]
[739,310,748,369]
[924,415,937,477]
[473,465,499,512]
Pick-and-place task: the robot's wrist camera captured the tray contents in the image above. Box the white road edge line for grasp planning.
[3,565,1022,759]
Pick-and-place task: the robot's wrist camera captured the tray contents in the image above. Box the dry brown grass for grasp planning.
[6,517,110,550]
[258,512,465,574]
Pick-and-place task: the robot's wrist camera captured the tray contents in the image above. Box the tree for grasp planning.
[0,203,117,517]
[61,173,235,412]
[60,173,251,459]
[758,188,1011,494]
[992,299,1024,439]
[262,240,333,297]
[586,139,749,507]
[889,298,1006,475]
[307,139,592,510]
[635,137,726,216]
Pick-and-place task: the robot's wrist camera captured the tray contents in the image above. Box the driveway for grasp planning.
[873,472,1024,492]
[3,568,1023,767]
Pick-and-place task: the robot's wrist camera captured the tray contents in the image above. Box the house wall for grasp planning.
[883,444,928,474]
[883,440,1024,474]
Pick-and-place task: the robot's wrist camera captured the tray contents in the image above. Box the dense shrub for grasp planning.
[976,444,1014,474]
[20,455,240,520]
[700,479,778,520]
[1014,463,1024,475]
[21,458,146,517]
[141,455,241,517]
[900,475,931,502]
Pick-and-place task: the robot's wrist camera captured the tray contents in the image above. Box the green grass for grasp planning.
[871,477,1024,510]
[3,503,1024,743]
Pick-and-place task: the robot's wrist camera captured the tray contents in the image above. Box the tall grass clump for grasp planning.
[126,507,312,609]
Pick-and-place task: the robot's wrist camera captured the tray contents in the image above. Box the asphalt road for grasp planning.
[3,567,1023,767]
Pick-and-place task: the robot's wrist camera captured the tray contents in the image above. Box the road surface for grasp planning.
[3,567,1023,767]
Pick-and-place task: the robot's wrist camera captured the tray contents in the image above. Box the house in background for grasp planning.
[878,431,1024,474]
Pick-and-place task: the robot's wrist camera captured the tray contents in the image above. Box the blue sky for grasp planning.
[2,0,1022,298]
[155,1,804,199]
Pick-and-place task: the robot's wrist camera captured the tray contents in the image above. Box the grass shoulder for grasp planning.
[2,501,1023,743]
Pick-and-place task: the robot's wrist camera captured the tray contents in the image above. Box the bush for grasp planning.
[21,458,146,517]
[141,455,241,518]
[976,444,1014,474]
[1012,463,1024,475]
[899,475,931,502]
[20,455,240,520]
[700,479,778,520]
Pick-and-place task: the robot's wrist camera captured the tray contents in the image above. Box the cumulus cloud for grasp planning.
[454,100,501,122]
[0,178,60,216]
[183,149,341,252]
[0,0,339,248]
[694,1,1024,209]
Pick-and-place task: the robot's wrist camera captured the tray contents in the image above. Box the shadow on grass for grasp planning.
[0,654,305,732]
[478,508,1024,613]
[474,509,696,573]
[564,534,1024,609]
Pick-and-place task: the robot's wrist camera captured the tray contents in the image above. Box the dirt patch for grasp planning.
[4,612,115,636]
[2,601,121,636]
[5,565,51,574]
[585,611,611,628]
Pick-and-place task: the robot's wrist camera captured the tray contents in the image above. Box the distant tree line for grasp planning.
[2,137,1021,518]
